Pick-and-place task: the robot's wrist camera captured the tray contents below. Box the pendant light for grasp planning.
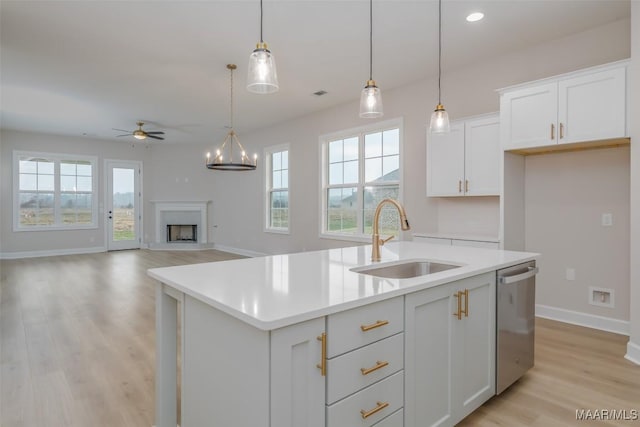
[359,0,383,118]
[206,64,257,171]
[429,0,450,133]
[247,0,279,94]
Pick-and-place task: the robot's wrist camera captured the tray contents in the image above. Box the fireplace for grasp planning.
[167,224,198,243]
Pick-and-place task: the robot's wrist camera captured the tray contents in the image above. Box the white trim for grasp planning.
[625,341,640,365]
[212,244,267,258]
[536,304,630,336]
[0,246,106,259]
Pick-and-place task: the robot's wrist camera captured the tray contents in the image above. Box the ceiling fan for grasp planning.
[113,121,165,140]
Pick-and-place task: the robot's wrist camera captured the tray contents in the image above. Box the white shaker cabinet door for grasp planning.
[464,115,500,196]
[405,281,456,427]
[501,82,558,150]
[558,67,626,144]
[427,123,465,197]
[271,317,326,427]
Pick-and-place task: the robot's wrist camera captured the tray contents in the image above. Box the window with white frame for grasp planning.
[14,151,98,230]
[321,119,402,239]
[265,145,289,232]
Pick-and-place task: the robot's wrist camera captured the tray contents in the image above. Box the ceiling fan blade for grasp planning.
[112,128,132,133]
[146,135,165,140]
[116,134,131,137]
[145,131,165,135]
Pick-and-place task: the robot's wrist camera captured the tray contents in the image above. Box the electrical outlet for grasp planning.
[589,286,614,308]
[565,268,576,281]
[602,213,613,226]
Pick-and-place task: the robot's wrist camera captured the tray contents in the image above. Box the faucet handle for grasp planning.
[380,235,395,246]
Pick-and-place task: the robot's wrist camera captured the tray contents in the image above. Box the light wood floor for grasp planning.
[1,250,639,426]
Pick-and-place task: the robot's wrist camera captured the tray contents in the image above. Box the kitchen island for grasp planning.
[149,241,538,427]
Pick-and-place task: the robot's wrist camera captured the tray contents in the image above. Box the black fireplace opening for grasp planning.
[167,224,198,243]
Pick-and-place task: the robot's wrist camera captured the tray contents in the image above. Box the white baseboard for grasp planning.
[625,341,640,365]
[212,244,267,258]
[536,304,630,336]
[0,246,106,259]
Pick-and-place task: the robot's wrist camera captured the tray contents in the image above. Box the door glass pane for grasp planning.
[112,168,135,241]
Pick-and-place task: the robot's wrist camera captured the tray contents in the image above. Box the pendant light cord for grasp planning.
[229,66,234,129]
[437,0,442,104]
[369,0,373,81]
[260,0,264,43]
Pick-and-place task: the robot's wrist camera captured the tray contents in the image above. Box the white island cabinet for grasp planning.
[149,242,537,427]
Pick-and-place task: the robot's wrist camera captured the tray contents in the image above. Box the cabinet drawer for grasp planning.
[327,371,403,427]
[327,333,403,404]
[327,296,403,357]
[372,409,403,427]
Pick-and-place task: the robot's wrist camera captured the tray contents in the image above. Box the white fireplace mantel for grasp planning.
[151,200,211,246]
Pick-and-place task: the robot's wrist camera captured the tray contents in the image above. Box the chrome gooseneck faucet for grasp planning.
[371,199,411,262]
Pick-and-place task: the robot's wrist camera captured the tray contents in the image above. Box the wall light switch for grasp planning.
[602,213,613,226]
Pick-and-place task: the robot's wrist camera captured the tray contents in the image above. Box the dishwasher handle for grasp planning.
[499,267,539,284]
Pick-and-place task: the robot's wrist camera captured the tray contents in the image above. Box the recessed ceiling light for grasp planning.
[466,12,484,22]
[313,90,328,96]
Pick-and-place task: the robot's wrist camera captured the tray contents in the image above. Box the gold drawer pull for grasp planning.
[360,320,389,332]
[453,291,462,320]
[360,360,389,376]
[316,333,326,376]
[463,288,469,318]
[360,401,389,419]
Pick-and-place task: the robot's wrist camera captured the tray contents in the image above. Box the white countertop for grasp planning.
[148,241,537,330]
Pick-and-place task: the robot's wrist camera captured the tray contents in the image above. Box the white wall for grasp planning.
[627,1,640,364]
[0,129,151,256]
[525,148,630,324]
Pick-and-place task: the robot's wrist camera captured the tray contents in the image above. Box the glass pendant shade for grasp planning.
[247,43,279,94]
[359,80,383,118]
[429,104,450,133]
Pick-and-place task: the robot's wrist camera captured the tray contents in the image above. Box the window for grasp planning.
[265,145,289,233]
[14,151,98,230]
[321,119,402,240]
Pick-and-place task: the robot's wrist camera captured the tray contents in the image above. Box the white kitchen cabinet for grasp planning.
[404,272,496,427]
[271,318,326,427]
[427,113,500,197]
[501,62,627,151]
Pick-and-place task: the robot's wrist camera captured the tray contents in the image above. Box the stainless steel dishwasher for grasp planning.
[496,261,538,394]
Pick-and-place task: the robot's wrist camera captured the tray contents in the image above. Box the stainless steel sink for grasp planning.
[351,260,461,279]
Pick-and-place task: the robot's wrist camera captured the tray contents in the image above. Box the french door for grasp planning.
[106,160,142,250]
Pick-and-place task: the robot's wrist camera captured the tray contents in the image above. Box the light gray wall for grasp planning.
[525,147,630,322]
[0,129,151,255]
[628,1,639,362]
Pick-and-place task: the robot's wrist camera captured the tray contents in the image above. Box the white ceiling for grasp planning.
[0,0,630,145]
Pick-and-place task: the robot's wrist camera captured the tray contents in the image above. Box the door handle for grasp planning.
[499,267,539,284]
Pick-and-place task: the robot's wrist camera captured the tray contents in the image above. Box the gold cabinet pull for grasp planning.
[458,180,462,193]
[360,401,389,419]
[465,180,469,193]
[551,123,555,140]
[360,360,389,376]
[559,122,564,139]
[316,333,326,376]
[453,291,462,320]
[462,289,469,318]
[360,320,388,332]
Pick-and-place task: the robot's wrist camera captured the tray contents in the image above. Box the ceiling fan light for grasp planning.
[359,80,383,118]
[133,131,147,140]
[429,104,450,134]
[247,44,279,94]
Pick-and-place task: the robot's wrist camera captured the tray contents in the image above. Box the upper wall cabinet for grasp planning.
[500,61,628,152]
[427,113,500,197]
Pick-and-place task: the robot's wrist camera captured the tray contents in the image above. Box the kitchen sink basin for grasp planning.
[351,260,461,279]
